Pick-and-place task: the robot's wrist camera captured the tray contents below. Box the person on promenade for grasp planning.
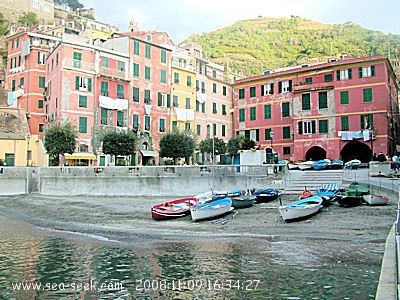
[392,154,399,170]
[377,152,386,162]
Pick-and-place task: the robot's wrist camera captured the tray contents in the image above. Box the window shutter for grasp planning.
[358,67,362,78]
[158,92,162,106]
[87,78,92,92]
[271,83,274,94]
[167,94,171,108]
[336,70,340,81]
[371,65,375,76]
[298,122,303,135]
[348,68,352,79]
[288,80,292,92]
[311,120,316,134]
[75,76,80,90]
[278,82,282,93]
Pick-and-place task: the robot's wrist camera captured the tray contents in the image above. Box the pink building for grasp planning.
[233,55,399,163]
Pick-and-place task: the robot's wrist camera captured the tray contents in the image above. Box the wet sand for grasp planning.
[0,193,396,244]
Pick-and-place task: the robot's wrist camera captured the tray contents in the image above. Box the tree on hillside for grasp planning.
[18,12,38,27]
[44,122,77,166]
[0,13,8,35]
[54,0,84,12]
[102,130,137,158]
[159,132,196,164]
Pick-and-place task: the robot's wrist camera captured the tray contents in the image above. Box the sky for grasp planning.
[80,0,400,44]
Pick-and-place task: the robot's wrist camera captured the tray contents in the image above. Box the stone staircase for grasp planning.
[282,169,344,194]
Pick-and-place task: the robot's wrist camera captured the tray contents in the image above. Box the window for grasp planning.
[319,119,328,133]
[186,98,191,109]
[144,116,151,131]
[145,66,151,80]
[144,90,151,104]
[324,74,333,82]
[73,52,82,68]
[133,63,139,77]
[340,91,349,105]
[38,76,45,88]
[196,101,200,112]
[239,88,245,99]
[38,52,46,64]
[11,80,15,91]
[336,68,352,80]
[360,114,374,130]
[213,83,217,93]
[318,92,328,109]
[134,40,140,55]
[359,66,375,78]
[118,61,125,76]
[213,123,217,136]
[172,121,177,130]
[101,81,109,96]
[302,93,311,110]
[159,118,166,132]
[38,124,44,133]
[250,107,256,121]
[250,86,256,97]
[19,77,24,87]
[132,114,139,129]
[201,82,205,93]
[117,111,124,127]
[223,86,227,96]
[222,104,226,115]
[79,117,87,133]
[100,108,108,125]
[56,53,59,65]
[133,87,140,102]
[298,120,316,135]
[305,77,312,84]
[174,72,179,84]
[185,123,190,131]
[264,105,271,119]
[187,76,192,87]
[75,76,92,91]
[212,102,217,114]
[173,95,178,107]
[363,88,373,103]
[117,84,124,99]
[341,116,349,131]
[38,99,43,109]
[161,50,167,63]
[201,103,205,113]
[222,125,226,137]
[261,83,274,95]
[265,128,272,140]
[239,108,245,122]
[279,80,292,93]
[196,124,201,135]
[282,102,290,117]
[145,44,151,58]
[283,126,291,139]
[212,70,217,78]
[158,93,168,107]
[78,95,87,108]
[5,153,15,166]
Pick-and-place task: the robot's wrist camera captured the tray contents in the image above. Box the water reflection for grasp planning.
[0,214,381,299]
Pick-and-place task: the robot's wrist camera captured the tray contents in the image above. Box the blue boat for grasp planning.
[190,198,234,221]
[312,159,330,170]
[315,183,341,205]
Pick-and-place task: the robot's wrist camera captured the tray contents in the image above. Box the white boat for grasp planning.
[363,194,390,205]
[297,161,314,171]
[278,196,323,222]
[190,198,233,221]
[344,159,362,169]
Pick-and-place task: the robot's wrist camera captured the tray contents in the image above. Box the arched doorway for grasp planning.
[305,146,326,161]
[340,141,372,163]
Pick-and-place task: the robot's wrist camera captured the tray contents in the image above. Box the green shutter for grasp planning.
[239,108,245,122]
[264,104,271,119]
[75,76,80,90]
[363,88,372,102]
[79,95,87,108]
[319,120,328,133]
[101,108,108,125]
[336,70,340,81]
[311,120,316,134]
[117,111,124,126]
[358,67,363,78]
[87,78,92,92]
[132,114,139,129]
[167,94,171,107]
[79,117,87,133]
[298,121,303,134]
[371,65,375,76]
[348,68,352,79]
[158,92,162,106]
[341,116,349,131]
[340,91,349,105]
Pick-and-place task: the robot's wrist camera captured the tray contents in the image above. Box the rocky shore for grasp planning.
[0,192,396,244]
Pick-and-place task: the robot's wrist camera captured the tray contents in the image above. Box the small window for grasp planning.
[302,93,311,110]
[319,119,328,133]
[250,86,256,97]
[324,74,333,82]
[340,91,349,105]
[305,77,312,84]
[318,92,328,109]
[238,89,245,99]
[239,108,245,122]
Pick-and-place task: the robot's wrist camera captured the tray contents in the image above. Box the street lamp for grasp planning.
[26,134,30,166]
[270,130,274,149]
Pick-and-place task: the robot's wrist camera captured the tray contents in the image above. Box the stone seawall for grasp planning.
[0,165,286,197]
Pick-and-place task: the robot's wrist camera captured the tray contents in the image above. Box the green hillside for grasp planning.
[182,17,400,77]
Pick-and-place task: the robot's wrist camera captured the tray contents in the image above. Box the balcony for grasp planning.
[100,67,128,80]
[171,58,196,72]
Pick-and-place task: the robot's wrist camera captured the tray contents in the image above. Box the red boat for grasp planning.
[151,197,198,220]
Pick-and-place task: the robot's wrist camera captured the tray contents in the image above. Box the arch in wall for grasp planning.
[340,141,372,163]
[305,146,326,161]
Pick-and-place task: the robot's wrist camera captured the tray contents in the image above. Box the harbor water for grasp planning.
[0,213,384,299]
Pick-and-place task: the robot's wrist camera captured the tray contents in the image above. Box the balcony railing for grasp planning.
[171,59,197,72]
[100,67,128,80]
[62,58,95,72]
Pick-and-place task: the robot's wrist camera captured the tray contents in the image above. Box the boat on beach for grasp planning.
[190,198,234,221]
[363,194,390,205]
[315,183,341,206]
[252,188,281,203]
[152,197,199,220]
[231,194,257,208]
[344,159,362,169]
[312,159,330,170]
[297,161,314,171]
[278,196,323,222]
[337,182,369,207]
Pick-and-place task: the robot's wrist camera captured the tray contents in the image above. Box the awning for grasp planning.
[140,150,158,157]
[64,152,97,160]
